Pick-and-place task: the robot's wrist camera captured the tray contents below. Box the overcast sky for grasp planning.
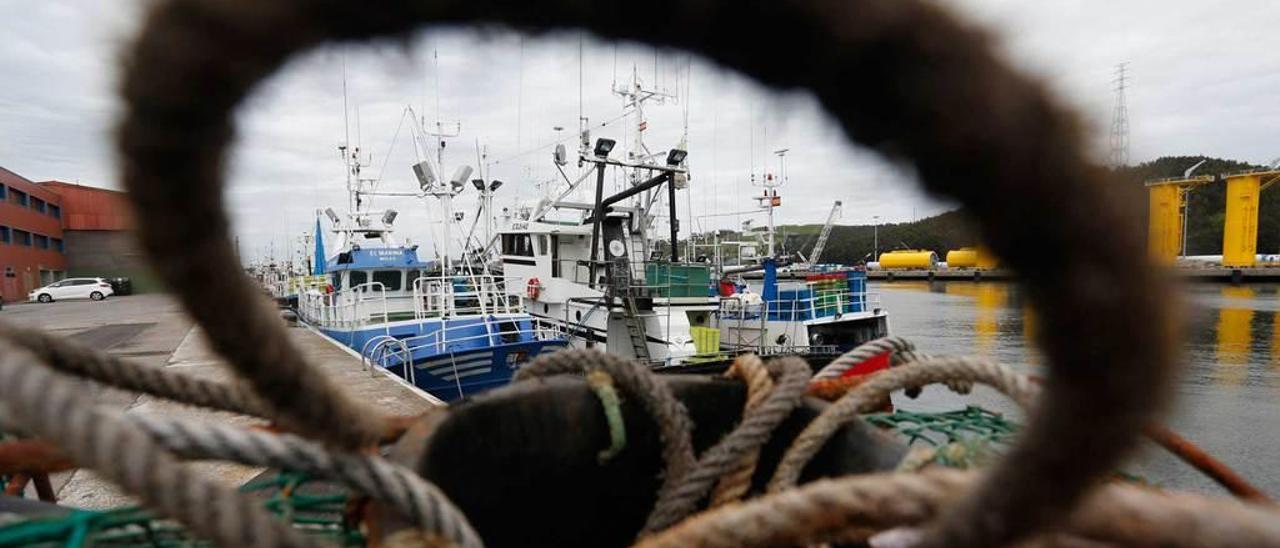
[2,1,1278,263]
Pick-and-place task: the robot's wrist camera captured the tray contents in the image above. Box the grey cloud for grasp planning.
[2,1,1277,263]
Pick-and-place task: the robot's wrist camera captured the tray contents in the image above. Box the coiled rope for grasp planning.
[1,0,1186,544]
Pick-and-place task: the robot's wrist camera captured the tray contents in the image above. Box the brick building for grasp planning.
[0,167,67,302]
[0,167,142,303]
[38,180,143,283]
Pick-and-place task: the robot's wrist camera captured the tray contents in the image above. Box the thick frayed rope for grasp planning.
[637,468,1280,548]
[643,357,811,533]
[0,341,317,548]
[128,414,483,548]
[813,336,924,380]
[709,354,774,506]
[0,323,270,418]
[115,0,1178,544]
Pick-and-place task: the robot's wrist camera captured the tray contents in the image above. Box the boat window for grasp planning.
[551,235,561,278]
[372,270,402,291]
[501,234,534,257]
[349,270,368,289]
[536,235,549,256]
[331,273,342,290]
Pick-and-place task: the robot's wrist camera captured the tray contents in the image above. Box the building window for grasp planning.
[13,229,31,246]
[0,184,6,200]
[371,270,403,291]
[48,204,61,219]
[52,238,64,252]
[32,197,46,213]
[0,226,9,244]
[33,234,49,250]
[10,189,28,207]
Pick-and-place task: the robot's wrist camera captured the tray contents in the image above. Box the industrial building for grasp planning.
[0,167,141,303]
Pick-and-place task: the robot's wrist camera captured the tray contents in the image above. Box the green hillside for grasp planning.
[777,210,978,265]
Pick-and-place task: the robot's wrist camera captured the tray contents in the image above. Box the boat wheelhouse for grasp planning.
[499,213,717,365]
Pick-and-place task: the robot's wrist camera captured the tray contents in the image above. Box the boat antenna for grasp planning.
[516,37,524,154]
[342,54,350,151]
[578,31,584,130]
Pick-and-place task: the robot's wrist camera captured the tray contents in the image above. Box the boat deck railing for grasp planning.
[298,282,394,332]
[299,273,529,332]
[720,284,881,322]
[359,317,565,386]
[506,258,717,301]
[411,274,525,320]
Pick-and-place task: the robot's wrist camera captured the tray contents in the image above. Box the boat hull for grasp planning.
[318,316,568,402]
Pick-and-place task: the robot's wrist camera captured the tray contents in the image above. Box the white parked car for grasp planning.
[29,278,115,303]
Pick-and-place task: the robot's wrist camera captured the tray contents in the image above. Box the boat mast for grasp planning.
[756,148,787,258]
[612,66,674,258]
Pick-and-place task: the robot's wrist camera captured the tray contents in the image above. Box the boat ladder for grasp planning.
[609,259,651,362]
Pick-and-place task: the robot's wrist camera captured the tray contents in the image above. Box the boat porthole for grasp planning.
[544,303,549,314]
[576,310,582,321]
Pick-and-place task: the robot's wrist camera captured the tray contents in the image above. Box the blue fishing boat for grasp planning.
[295,139,567,402]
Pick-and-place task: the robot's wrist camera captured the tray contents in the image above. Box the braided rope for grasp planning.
[812,336,923,380]
[0,342,316,548]
[515,349,697,531]
[0,323,270,418]
[644,358,811,533]
[769,357,1037,492]
[128,414,483,548]
[638,468,1280,548]
[709,354,774,506]
[114,0,1176,543]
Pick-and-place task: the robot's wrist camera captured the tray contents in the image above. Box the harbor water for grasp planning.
[879,280,1280,497]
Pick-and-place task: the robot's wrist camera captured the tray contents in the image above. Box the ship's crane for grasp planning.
[807,200,842,266]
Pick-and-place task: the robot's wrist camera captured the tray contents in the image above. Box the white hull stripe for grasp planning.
[419,354,494,373]
[443,367,494,381]
[426,360,493,376]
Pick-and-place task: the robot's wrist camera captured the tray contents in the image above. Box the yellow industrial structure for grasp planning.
[945,248,978,268]
[946,246,999,269]
[1222,173,1263,267]
[878,250,938,270]
[1146,171,1280,267]
[976,246,999,269]
[1146,175,1213,264]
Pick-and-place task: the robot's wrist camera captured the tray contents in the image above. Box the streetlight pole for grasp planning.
[873,215,880,262]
